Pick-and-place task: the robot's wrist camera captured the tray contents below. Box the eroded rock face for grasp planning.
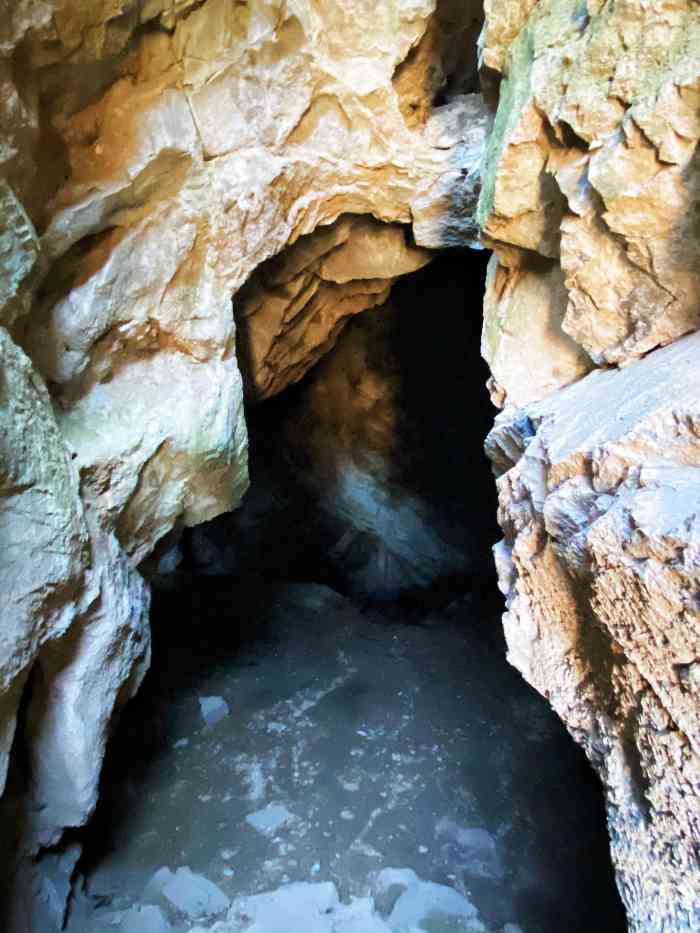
[197,252,496,602]
[478,0,700,408]
[236,214,432,401]
[486,332,700,930]
[1,0,699,929]
[479,1,700,927]
[0,328,88,796]
[271,254,497,601]
[0,0,489,895]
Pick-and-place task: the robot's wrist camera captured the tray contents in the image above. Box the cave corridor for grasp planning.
[47,251,628,933]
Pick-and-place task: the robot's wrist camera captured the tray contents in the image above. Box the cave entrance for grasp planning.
[69,248,626,933]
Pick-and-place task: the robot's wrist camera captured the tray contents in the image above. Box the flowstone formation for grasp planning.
[0,0,699,929]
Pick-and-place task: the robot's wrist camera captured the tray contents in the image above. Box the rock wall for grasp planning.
[0,0,487,892]
[478,1,700,929]
[0,0,699,929]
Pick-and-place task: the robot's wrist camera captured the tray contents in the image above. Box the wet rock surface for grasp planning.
[69,582,625,933]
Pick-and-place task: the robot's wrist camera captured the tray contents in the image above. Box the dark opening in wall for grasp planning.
[187,247,499,607]
[58,242,626,933]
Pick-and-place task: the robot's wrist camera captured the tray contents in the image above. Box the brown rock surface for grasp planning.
[478,2,700,926]
[0,0,699,929]
[487,331,700,930]
[478,0,700,405]
[236,215,432,400]
[0,0,490,880]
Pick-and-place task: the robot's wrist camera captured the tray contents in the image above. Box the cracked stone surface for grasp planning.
[486,331,700,930]
[0,0,489,889]
[478,0,700,406]
[0,0,699,929]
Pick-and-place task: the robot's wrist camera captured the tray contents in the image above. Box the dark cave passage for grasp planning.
[186,248,500,606]
[66,249,626,933]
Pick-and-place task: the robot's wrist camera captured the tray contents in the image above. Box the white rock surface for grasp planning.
[201,874,488,932]
[375,867,487,931]
[199,696,230,728]
[245,803,293,836]
[118,905,172,933]
[225,881,340,932]
[144,866,229,923]
[0,328,88,795]
[24,521,151,849]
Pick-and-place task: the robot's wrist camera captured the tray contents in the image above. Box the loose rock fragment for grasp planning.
[199,696,230,728]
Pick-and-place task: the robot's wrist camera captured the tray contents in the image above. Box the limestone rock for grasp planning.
[245,803,293,836]
[236,214,431,400]
[265,258,496,601]
[0,328,88,795]
[3,842,83,933]
[486,331,700,930]
[197,874,488,932]
[4,0,490,569]
[393,0,483,127]
[199,695,230,728]
[118,905,172,933]
[0,179,42,331]
[477,0,537,78]
[24,521,150,848]
[0,6,491,857]
[478,0,700,400]
[374,867,486,931]
[411,94,494,249]
[481,251,592,408]
[144,866,229,924]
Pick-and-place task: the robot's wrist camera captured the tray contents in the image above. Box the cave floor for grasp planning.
[70,581,626,933]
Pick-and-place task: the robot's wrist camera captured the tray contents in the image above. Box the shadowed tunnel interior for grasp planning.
[61,249,626,932]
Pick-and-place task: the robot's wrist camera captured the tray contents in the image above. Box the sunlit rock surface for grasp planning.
[479,2,700,926]
[478,0,700,407]
[487,331,700,931]
[0,0,488,888]
[3,0,489,579]
[1,0,699,929]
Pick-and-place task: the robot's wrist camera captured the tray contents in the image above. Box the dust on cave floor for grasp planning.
[67,579,627,933]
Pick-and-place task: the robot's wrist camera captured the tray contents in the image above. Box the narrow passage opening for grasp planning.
[68,249,626,933]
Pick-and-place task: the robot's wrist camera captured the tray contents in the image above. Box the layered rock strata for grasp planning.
[487,333,700,930]
[479,1,700,928]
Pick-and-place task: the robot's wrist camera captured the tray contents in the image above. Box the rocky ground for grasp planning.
[65,581,626,933]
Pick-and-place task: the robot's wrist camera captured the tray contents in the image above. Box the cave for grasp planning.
[2,1,699,931]
[34,247,626,933]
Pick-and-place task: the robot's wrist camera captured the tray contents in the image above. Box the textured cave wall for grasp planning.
[191,248,497,602]
[0,0,699,930]
[275,251,498,602]
[477,1,700,930]
[0,0,488,900]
